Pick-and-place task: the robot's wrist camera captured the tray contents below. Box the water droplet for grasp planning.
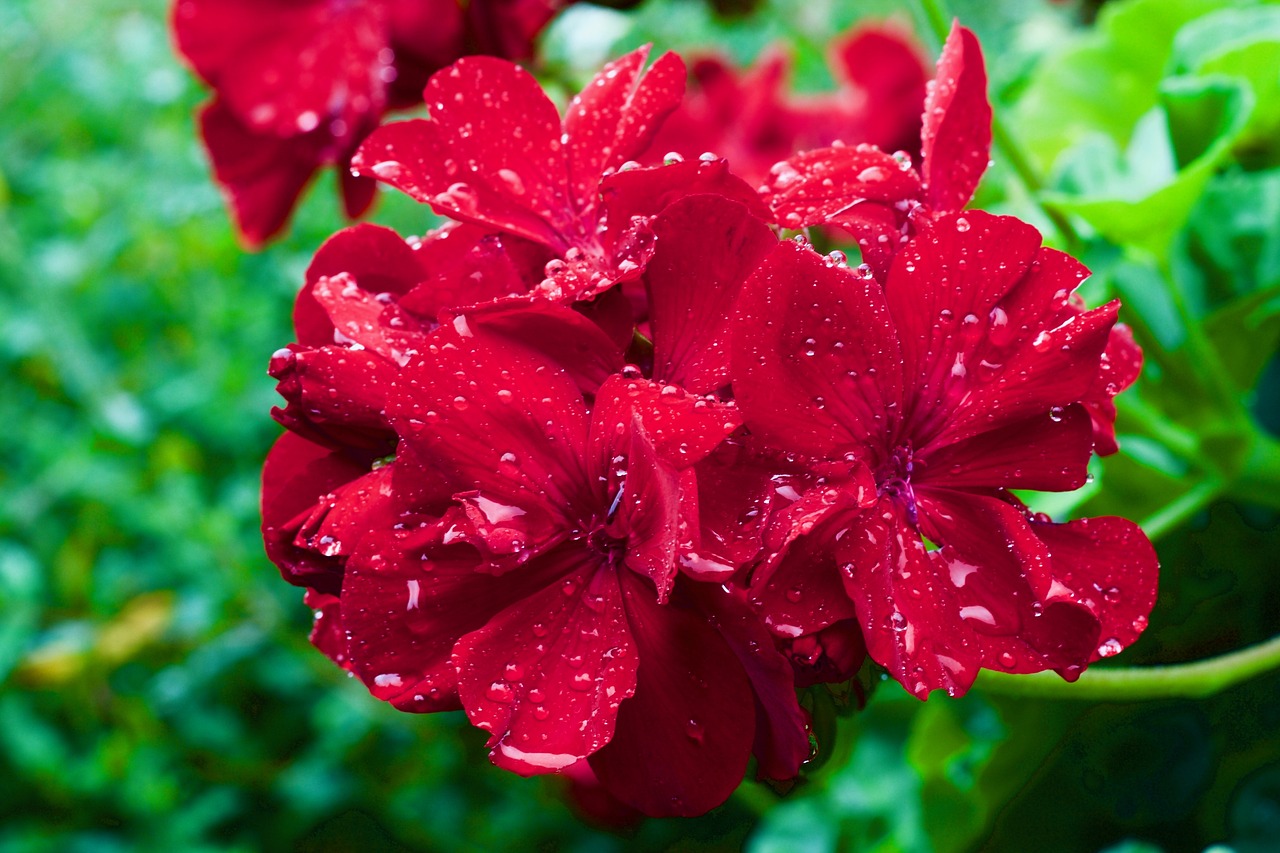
[955,217,970,233]
[1049,406,1064,422]
[785,586,803,603]
[486,681,514,703]
[1096,637,1123,658]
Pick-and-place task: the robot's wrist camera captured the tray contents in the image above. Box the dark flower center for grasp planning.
[877,444,920,526]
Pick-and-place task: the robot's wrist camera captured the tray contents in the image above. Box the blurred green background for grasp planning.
[2,0,1279,850]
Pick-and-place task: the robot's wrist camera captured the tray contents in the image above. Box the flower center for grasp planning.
[586,526,628,567]
[877,444,920,526]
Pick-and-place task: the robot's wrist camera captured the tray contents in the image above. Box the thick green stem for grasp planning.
[975,633,1280,701]
[1139,478,1223,541]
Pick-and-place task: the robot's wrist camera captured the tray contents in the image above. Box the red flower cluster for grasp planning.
[172,0,595,246]
[641,21,929,187]
[262,24,1157,816]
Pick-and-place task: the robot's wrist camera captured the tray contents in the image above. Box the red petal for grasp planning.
[198,99,319,247]
[1085,323,1143,456]
[732,241,903,462]
[563,48,686,215]
[353,55,576,247]
[1030,516,1159,667]
[298,223,427,346]
[310,272,430,364]
[764,145,923,231]
[749,479,872,639]
[830,24,928,158]
[268,344,397,451]
[918,404,1093,492]
[610,418,682,602]
[601,157,773,228]
[589,375,742,472]
[465,0,564,61]
[838,500,981,698]
[918,489,1101,673]
[458,301,625,394]
[589,572,755,817]
[645,195,776,393]
[343,525,573,713]
[453,550,637,775]
[388,328,594,535]
[685,581,810,781]
[261,432,368,594]
[399,230,553,318]
[303,589,349,671]
[920,23,991,213]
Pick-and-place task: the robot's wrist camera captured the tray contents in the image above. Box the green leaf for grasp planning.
[1043,77,1253,254]
[1204,285,1280,389]
[1171,7,1280,166]
[1188,169,1280,298]
[1014,0,1244,171]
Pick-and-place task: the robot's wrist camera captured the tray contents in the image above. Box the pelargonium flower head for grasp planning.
[641,22,929,187]
[334,325,808,815]
[762,21,990,276]
[352,46,699,304]
[173,0,577,246]
[733,212,1158,698]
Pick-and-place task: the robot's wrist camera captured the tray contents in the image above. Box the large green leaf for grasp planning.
[1043,77,1252,254]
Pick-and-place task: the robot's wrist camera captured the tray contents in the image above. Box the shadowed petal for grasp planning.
[589,571,755,817]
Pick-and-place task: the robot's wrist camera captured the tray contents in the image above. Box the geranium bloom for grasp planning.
[641,22,929,187]
[259,25,1159,817]
[733,215,1158,698]
[172,0,578,246]
[761,22,991,276]
[331,325,807,815]
[351,45,703,305]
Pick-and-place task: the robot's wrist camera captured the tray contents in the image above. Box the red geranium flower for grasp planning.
[641,22,929,187]
[761,22,990,275]
[732,214,1158,698]
[351,45,704,304]
[333,324,807,815]
[173,0,576,246]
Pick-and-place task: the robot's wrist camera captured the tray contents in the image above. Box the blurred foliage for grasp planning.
[1,0,1278,851]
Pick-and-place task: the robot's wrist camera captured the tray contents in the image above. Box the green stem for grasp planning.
[1118,396,1199,461]
[1138,478,1222,541]
[975,633,1280,701]
[1155,256,1251,431]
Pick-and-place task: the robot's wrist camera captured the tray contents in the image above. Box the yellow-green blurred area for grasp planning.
[2,0,1279,851]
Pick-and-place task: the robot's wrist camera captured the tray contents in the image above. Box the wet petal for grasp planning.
[589,572,755,817]
[269,344,397,451]
[763,145,923,231]
[297,223,428,346]
[685,581,810,781]
[919,404,1093,492]
[303,589,349,671]
[564,47,686,215]
[261,432,370,594]
[344,525,572,713]
[1031,515,1159,668]
[915,488,1102,675]
[920,23,991,213]
[838,500,981,698]
[645,195,776,393]
[388,327,593,529]
[453,549,637,775]
[589,374,742,473]
[732,240,904,463]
